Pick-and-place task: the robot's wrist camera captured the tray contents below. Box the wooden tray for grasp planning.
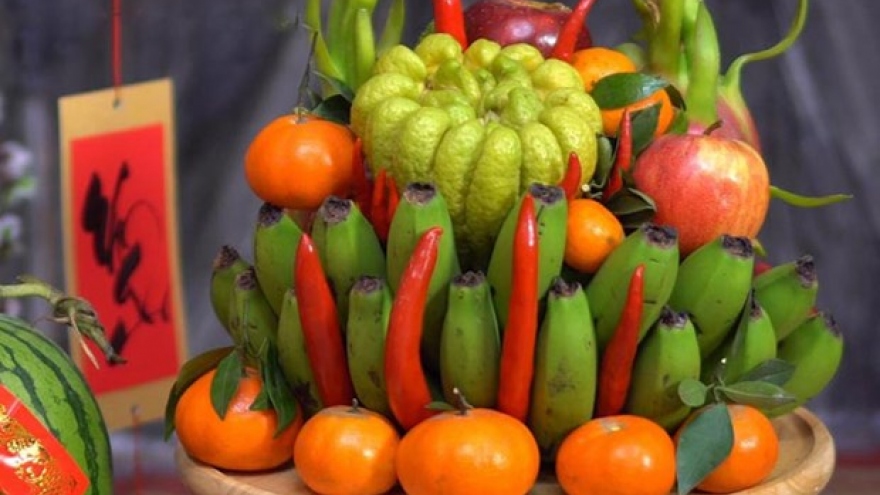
[176,407,835,495]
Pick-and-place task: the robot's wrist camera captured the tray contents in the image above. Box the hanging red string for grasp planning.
[112,0,123,104]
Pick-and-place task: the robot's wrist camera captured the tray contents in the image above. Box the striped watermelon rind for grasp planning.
[0,313,113,495]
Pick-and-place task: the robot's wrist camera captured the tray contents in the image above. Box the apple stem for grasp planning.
[550,0,599,62]
[682,1,720,127]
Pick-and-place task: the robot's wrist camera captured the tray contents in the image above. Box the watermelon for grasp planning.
[0,313,113,494]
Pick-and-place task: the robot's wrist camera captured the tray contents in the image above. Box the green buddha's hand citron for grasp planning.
[351,33,602,263]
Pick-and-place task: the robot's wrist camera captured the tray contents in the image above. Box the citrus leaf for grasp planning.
[590,135,616,190]
[262,345,299,436]
[164,346,236,439]
[770,185,852,208]
[210,350,244,420]
[631,103,661,154]
[250,385,271,412]
[311,93,352,125]
[678,378,709,408]
[718,380,797,410]
[739,358,796,387]
[605,187,657,231]
[591,72,670,109]
[676,404,734,495]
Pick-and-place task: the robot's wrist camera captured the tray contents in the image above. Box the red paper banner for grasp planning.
[68,124,180,394]
[0,385,90,495]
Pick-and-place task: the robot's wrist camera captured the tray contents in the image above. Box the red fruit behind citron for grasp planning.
[632,133,769,255]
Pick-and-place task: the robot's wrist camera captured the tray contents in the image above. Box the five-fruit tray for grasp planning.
[176,407,835,495]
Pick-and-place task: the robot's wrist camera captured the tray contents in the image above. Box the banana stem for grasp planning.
[683,1,720,127]
[376,0,406,58]
[351,8,377,92]
[721,0,810,95]
[648,0,685,81]
[0,275,125,365]
[304,0,344,97]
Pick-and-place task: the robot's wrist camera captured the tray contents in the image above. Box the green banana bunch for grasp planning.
[667,234,755,358]
[253,202,303,315]
[439,271,500,409]
[625,307,701,431]
[230,267,279,361]
[753,255,819,341]
[529,278,598,459]
[276,289,323,417]
[703,291,777,384]
[209,245,250,336]
[346,276,393,417]
[486,183,567,330]
[386,182,461,372]
[768,311,844,417]
[304,0,405,95]
[311,196,386,331]
[585,223,680,350]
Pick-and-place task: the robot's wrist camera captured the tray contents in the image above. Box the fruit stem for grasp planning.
[452,387,473,416]
[683,1,720,127]
[0,275,124,366]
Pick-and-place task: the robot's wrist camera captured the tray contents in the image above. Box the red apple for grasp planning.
[632,134,770,255]
[463,0,592,57]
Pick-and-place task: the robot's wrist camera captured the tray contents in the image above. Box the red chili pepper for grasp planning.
[433,0,468,49]
[350,137,372,220]
[386,174,401,224]
[605,107,633,200]
[595,264,645,417]
[294,234,355,407]
[550,0,599,62]
[385,227,444,430]
[496,195,540,423]
[559,152,583,201]
[371,168,389,242]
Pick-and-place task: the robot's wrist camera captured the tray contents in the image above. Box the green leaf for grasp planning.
[163,346,236,440]
[210,351,244,420]
[605,187,657,230]
[311,93,352,125]
[678,378,709,408]
[262,346,300,436]
[630,103,661,154]
[590,135,616,190]
[739,358,796,387]
[250,386,271,412]
[718,381,797,410]
[770,185,852,208]
[676,404,734,495]
[591,72,670,109]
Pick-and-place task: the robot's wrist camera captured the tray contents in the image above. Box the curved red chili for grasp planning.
[550,0,599,62]
[385,226,444,430]
[595,263,645,417]
[496,195,540,423]
[559,152,583,201]
[294,233,355,407]
[605,107,633,200]
[433,0,468,49]
[371,168,389,242]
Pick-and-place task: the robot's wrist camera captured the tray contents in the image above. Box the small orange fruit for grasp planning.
[677,404,780,493]
[244,112,355,211]
[564,198,625,273]
[174,367,303,472]
[396,403,540,495]
[293,403,400,495]
[601,87,675,138]
[570,47,638,93]
[556,415,677,495]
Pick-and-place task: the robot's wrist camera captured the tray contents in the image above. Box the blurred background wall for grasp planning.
[0,0,875,459]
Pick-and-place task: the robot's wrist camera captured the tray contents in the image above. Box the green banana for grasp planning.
[625,307,701,431]
[230,267,279,362]
[209,245,250,336]
[439,271,500,409]
[253,202,303,315]
[386,182,461,372]
[529,278,598,460]
[667,234,755,358]
[753,254,819,341]
[585,223,680,350]
[311,196,386,332]
[768,311,844,417]
[346,276,393,417]
[486,183,568,330]
[704,291,778,384]
[276,288,323,417]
